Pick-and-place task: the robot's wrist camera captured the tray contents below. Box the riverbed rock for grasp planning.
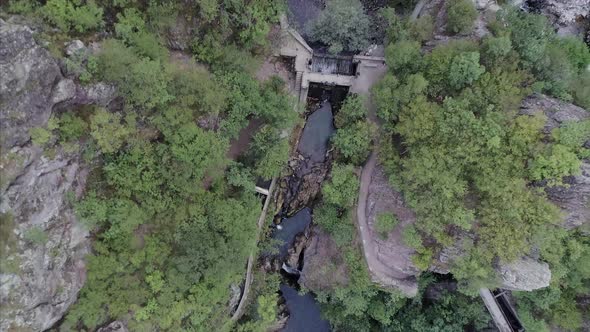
[299,227,349,292]
[497,257,552,291]
[0,19,93,331]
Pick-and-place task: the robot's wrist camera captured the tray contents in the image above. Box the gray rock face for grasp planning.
[497,257,552,291]
[0,20,94,331]
[520,94,590,229]
[97,321,129,332]
[0,20,62,150]
[545,161,590,229]
[540,0,590,24]
[365,165,419,297]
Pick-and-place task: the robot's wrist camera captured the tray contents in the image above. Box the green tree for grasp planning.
[332,121,375,165]
[322,164,359,209]
[529,144,581,186]
[386,40,423,77]
[446,0,477,34]
[42,0,103,33]
[448,52,485,90]
[375,212,398,239]
[90,108,132,154]
[334,94,366,129]
[306,0,371,53]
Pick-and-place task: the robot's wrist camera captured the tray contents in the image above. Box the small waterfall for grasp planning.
[311,54,355,75]
[282,262,301,276]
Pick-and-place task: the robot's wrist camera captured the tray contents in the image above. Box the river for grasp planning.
[271,85,350,332]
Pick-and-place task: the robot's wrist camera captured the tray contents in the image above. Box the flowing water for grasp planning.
[280,284,331,332]
[273,84,350,332]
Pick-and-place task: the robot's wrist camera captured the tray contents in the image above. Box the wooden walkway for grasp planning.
[230,178,277,322]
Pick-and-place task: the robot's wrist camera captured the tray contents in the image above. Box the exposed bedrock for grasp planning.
[365,165,420,296]
[520,94,590,230]
[0,18,115,331]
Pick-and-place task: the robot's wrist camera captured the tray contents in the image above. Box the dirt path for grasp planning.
[354,89,418,295]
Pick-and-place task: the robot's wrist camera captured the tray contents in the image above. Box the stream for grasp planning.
[271,84,349,332]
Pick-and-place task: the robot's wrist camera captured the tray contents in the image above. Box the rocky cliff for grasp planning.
[0,18,114,331]
[520,94,590,230]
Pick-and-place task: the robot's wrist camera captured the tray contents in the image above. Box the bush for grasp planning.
[529,144,581,186]
[23,226,48,245]
[375,212,398,239]
[29,127,52,146]
[7,0,39,15]
[409,14,434,43]
[402,225,422,249]
[446,0,477,35]
[480,35,512,67]
[571,71,590,110]
[42,0,103,33]
[90,109,132,154]
[59,113,88,142]
[306,0,371,53]
[334,95,366,129]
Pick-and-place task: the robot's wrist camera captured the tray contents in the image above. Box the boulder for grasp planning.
[497,257,551,291]
[299,227,349,292]
[97,321,129,332]
[65,40,86,57]
[51,78,77,104]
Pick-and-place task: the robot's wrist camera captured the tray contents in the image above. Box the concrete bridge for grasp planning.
[277,17,387,104]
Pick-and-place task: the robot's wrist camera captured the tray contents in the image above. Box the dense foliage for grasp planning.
[373,6,590,330]
[2,1,299,329]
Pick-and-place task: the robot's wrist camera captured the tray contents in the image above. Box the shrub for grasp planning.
[307,0,371,53]
[7,0,39,15]
[571,71,590,110]
[59,113,88,142]
[23,226,48,245]
[409,14,434,43]
[480,35,512,67]
[42,0,103,33]
[29,127,52,146]
[375,212,398,239]
[402,225,422,249]
[90,108,132,154]
[529,144,581,186]
[446,0,477,34]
